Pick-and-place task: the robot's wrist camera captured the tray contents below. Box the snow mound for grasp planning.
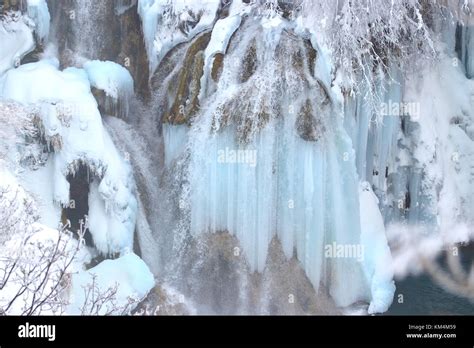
[0,59,138,255]
[84,60,134,100]
[70,252,155,315]
[0,170,90,314]
[84,60,134,119]
[0,13,35,76]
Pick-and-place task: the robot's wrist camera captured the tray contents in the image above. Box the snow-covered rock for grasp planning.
[84,60,134,101]
[84,60,134,119]
[0,58,138,255]
[0,13,35,76]
[138,0,221,74]
[69,252,155,315]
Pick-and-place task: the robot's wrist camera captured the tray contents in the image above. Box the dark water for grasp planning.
[386,276,474,315]
[386,243,474,315]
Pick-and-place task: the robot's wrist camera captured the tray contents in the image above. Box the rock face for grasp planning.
[117,2,150,100]
[135,285,195,315]
[149,20,329,143]
[159,32,211,125]
[47,0,150,100]
[296,99,325,142]
[166,231,338,314]
[154,27,325,141]
[1,0,26,12]
[240,39,257,83]
[211,53,224,82]
[277,0,303,18]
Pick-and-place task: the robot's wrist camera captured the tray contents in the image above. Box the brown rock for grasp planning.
[162,32,211,125]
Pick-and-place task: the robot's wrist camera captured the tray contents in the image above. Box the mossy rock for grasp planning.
[295,99,325,142]
[210,87,273,145]
[211,53,224,82]
[240,39,257,83]
[2,0,25,11]
[48,0,149,100]
[162,32,211,125]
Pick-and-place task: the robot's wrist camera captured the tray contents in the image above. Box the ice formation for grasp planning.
[26,0,50,42]
[84,60,134,101]
[156,8,393,311]
[359,182,395,314]
[0,108,152,315]
[141,1,473,313]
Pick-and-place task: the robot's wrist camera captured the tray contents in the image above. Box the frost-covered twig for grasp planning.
[79,274,142,316]
[0,221,83,315]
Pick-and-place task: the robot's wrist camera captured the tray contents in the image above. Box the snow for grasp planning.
[403,50,474,240]
[261,14,283,29]
[83,60,134,100]
[0,169,38,241]
[69,252,155,314]
[0,191,151,315]
[0,164,149,315]
[203,14,241,71]
[20,159,62,228]
[137,0,221,74]
[0,14,35,76]
[0,59,138,255]
[26,0,50,42]
[199,11,242,101]
[83,60,134,119]
[0,170,91,314]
